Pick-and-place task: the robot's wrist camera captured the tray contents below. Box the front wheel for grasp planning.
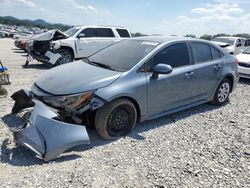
[55,49,73,66]
[95,99,137,140]
[211,78,231,105]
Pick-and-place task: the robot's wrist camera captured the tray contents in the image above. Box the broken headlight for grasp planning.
[50,41,60,51]
[43,92,94,110]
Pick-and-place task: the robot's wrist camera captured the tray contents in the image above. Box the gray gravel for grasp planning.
[0,38,250,187]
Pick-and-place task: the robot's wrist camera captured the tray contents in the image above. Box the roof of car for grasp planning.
[75,25,127,29]
[130,36,207,44]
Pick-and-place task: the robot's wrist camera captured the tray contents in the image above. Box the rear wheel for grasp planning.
[211,78,231,105]
[55,49,73,66]
[95,99,137,140]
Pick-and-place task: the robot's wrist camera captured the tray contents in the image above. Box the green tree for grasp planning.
[131,32,148,37]
[233,33,250,39]
[200,34,213,41]
[213,33,231,38]
[184,34,196,38]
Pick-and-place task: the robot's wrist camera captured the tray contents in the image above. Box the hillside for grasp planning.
[0,16,71,31]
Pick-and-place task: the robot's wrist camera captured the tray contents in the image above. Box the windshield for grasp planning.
[88,40,160,72]
[64,27,80,37]
[242,47,250,54]
[212,37,235,45]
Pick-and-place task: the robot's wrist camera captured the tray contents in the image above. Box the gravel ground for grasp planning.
[0,38,249,187]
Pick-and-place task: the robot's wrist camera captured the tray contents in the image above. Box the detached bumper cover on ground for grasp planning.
[11,100,90,161]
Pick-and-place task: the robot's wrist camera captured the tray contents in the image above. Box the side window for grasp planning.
[96,28,114,37]
[245,40,250,46]
[116,29,130,37]
[80,28,96,37]
[210,46,223,60]
[236,39,242,47]
[191,43,212,63]
[152,43,189,68]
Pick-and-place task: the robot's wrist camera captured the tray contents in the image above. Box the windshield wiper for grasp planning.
[90,61,116,70]
[83,59,117,71]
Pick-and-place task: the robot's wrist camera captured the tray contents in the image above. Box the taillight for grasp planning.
[235,59,239,64]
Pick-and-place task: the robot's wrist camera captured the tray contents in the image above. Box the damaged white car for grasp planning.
[26,25,131,66]
[212,36,250,55]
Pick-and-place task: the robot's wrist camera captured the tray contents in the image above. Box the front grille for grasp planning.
[239,73,250,78]
[239,62,250,68]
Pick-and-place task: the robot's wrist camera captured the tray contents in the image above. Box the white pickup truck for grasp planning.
[212,36,250,55]
[27,26,131,66]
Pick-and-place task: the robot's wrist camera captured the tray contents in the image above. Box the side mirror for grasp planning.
[152,64,173,79]
[77,33,85,38]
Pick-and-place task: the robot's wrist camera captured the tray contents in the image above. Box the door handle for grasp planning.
[214,64,222,70]
[185,71,194,78]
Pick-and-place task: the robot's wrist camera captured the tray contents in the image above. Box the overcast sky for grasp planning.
[1,0,250,36]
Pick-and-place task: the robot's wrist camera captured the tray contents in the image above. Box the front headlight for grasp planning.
[50,41,60,50]
[43,92,93,110]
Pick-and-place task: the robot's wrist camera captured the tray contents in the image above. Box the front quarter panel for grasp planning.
[95,71,148,121]
[58,38,77,57]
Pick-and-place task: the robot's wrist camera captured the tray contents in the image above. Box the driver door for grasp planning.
[146,42,195,117]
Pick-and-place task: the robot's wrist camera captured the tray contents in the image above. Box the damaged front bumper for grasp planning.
[28,50,61,66]
[10,100,90,161]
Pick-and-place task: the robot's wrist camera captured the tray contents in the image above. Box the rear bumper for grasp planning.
[10,100,90,161]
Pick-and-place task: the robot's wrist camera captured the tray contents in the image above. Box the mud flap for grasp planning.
[11,89,35,113]
[12,100,90,161]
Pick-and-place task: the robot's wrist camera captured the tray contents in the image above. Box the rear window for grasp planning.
[210,46,223,60]
[191,43,212,63]
[96,28,114,37]
[116,29,130,37]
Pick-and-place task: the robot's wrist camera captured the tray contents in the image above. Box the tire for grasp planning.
[95,99,137,140]
[55,49,73,66]
[211,78,231,105]
[0,87,8,98]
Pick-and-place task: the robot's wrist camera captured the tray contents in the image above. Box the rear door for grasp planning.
[189,42,225,100]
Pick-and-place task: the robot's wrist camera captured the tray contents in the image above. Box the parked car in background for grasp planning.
[26,25,131,66]
[212,36,250,55]
[236,47,250,79]
[11,36,239,161]
[0,31,5,38]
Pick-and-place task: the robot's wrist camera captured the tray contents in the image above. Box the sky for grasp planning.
[1,0,250,36]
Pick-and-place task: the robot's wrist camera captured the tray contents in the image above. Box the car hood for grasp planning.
[35,60,122,95]
[212,41,231,48]
[32,30,68,41]
[236,53,250,63]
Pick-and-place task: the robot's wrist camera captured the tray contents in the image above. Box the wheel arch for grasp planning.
[223,74,234,92]
[107,96,141,123]
[59,46,75,59]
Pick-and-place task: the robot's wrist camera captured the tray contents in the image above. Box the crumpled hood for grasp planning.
[212,41,231,48]
[35,60,122,95]
[32,30,68,41]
